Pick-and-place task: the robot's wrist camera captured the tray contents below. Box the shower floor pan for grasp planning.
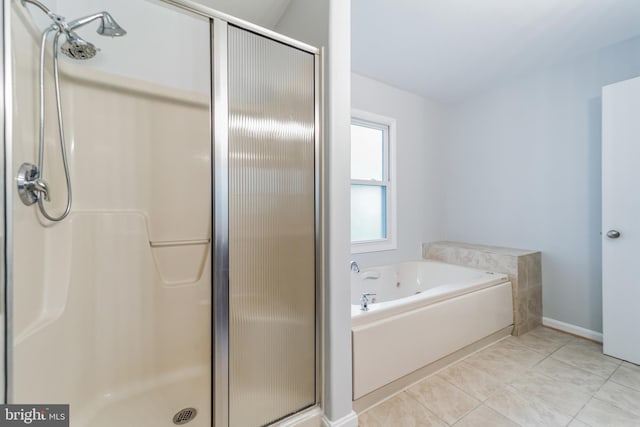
[72,369,210,427]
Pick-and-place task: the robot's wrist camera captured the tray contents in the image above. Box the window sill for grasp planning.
[351,239,397,254]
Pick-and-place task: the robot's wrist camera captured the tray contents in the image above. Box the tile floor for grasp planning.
[358,327,640,426]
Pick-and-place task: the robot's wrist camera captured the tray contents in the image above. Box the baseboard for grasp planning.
[276,407,323,427]
[542,317,603,343]
[322,411,358,427]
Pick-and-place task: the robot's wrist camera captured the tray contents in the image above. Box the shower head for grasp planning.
[60,12,125,60]
[23,2,126,61]
[96,13,127,37]
[60,31,98,60]
[67,12,127,37]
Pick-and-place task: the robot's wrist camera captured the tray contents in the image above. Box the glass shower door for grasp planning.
[224,25,318,427]
[8,1,211,426]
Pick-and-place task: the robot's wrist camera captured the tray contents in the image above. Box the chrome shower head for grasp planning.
[96,12,126,37]
[67,11,127,37]
[59,12,126,60]
[60,31,98,60]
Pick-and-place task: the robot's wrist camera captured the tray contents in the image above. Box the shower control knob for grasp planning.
[17,162,49,206]
[606,230,621,239]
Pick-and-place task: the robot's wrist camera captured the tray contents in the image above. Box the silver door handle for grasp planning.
[606,230,621,239]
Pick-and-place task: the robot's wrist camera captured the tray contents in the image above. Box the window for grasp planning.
[351,110,397,253]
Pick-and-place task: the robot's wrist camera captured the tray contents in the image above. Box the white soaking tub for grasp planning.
[351,260,513,399]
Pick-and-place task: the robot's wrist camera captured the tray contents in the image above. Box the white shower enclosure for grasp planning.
[0,0,321,426]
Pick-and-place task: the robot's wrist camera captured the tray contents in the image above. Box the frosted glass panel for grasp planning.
[351,184,387,242]
[351,124,384,181]
[227,26,316,427]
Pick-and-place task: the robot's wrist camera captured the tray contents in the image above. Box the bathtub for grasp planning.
[351,260,513,400]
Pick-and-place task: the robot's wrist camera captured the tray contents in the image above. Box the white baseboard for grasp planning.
[543,317,603,343]
[322,411,358,427]
[277,407,323,427]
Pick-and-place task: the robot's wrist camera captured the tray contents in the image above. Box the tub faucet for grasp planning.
[360,292,376,311]
[350,260,360,273]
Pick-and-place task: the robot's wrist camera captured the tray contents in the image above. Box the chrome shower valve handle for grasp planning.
[17,163,50,205]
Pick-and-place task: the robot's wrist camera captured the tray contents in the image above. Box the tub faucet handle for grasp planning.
[350,261,360,273]
[360,292,376,312]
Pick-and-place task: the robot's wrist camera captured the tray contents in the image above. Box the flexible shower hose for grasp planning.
[36,26,72,222]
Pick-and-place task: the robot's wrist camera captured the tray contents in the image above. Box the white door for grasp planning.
[602,76,640,364]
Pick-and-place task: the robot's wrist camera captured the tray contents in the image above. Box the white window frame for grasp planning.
[350,109,397,254]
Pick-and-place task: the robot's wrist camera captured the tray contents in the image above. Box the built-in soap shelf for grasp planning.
[150,239,210,286]
[150,239,210,248]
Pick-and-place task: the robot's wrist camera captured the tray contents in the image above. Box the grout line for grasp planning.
[573,397,598,427]
[401,390,451,426]
[573,396,597,426]
[447,400,485,427]
[503,335,554,356]
[405,375,482,424]
[588,395,640,420]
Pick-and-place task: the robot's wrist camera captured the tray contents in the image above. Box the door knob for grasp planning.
[606,230,621,239]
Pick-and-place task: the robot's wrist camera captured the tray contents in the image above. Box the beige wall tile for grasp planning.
[515,299,528,335]
[514,320,527,337]
[526,317,542,333]
[527,253,542,288]
[517,257,528,292]
[527,286,542,318]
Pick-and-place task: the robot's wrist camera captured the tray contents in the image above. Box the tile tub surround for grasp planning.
[358,327,640,427]
[423,241,541,336]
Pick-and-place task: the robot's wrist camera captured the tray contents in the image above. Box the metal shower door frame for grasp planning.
[2,0,11,404]
[207,15,323,427]
[211,17,229,427]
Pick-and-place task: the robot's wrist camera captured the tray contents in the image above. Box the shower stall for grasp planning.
[0,0,321,426]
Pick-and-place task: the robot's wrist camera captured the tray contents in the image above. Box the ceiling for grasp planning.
[352,0,640,102]
[195,0,292,28]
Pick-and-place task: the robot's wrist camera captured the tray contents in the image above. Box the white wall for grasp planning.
[275,0,328,48]
[195,0,291,29]
[22,0,210,95]
[442,36,640,333]
[351,74,447,268]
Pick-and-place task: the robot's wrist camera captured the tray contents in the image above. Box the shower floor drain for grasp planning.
[173,407,197,425]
